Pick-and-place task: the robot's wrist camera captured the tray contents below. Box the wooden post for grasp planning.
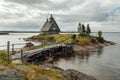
[48,48,51,58]
[50,49,53,58]
[7,41,10,62]
[21,49,23,62]
[62,46,64,54]
[65,45,67,55]
[49,52,50,57]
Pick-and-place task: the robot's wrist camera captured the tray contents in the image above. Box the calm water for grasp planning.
[55,33,120,80]
[0,33,40,50]
[0,33,120,80]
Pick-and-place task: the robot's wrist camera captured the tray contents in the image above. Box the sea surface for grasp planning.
[0,33,40,50]
[0,33,120,80]
[55,32,120,80]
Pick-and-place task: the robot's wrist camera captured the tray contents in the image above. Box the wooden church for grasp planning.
[41,14,60,34]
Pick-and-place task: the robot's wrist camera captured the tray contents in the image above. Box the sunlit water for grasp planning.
[55,33,120,80]
[0,33,40,50]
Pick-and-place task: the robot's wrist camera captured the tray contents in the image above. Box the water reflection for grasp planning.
[55,45,120,80]
[54,53,75,62]
[96,47,103,57]
[54,47,104,64]
[54,47,104,68]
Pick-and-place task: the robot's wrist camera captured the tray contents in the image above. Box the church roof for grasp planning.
[41,15,60,32]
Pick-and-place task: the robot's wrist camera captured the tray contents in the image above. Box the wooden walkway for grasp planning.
[12,44,74,64]
[22,44,65,58]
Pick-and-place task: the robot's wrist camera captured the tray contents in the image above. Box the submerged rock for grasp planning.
[0,69,27,80]
[24,42,34,48]
[60,69,96,80]
[39,64,64,71]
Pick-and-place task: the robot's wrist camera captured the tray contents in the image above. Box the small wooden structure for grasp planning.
[22,44,74,64]
[40,14,60,34]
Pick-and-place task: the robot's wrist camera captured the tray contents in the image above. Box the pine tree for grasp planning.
[86,24,91,35]
[98,31,102,38]
[78,22,82,33]
[82,24,86,33]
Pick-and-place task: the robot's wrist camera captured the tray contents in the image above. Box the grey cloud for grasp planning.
[3,0,120,22]
[4,0,85,11]
[1,0,120,31]
[0,20,41,31]
[0,13,25,20]
[4,0,49,5]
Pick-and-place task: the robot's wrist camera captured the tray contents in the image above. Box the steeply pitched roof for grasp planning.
[41,20,53,31]
[41,15,60,32]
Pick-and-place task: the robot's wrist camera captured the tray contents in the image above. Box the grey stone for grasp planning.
[16,65,35,72]
[0,69,27,80]
[39,64,64,71]
[60,69,96,80]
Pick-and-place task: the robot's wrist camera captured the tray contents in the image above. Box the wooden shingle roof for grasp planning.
[41,19,55,31]
[41,15,60,32]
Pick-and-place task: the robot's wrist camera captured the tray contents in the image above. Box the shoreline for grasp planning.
[19,35,116,80]
[0,40,116,80]
[73,41,116,52]
[24,37,116,53]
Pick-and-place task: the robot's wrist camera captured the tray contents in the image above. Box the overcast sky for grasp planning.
[0,0,120,32]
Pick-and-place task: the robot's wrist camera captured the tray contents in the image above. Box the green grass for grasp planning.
[32,34,54,40]
[0,50,67,80]
[30,34,99,46]
[15,64,67,80]
[0,50,12,64]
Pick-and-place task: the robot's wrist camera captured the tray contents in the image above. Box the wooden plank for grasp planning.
[23,44,65,58]
[7,41,10,62]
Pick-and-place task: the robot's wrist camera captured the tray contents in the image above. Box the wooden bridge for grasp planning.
[12,44,74,64]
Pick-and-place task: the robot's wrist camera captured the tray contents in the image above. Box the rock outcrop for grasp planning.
[0,69,27,80]
[60,69,96,80]
[73,41,116,52]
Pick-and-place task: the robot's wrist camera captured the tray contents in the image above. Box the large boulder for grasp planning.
[60,69,96,80]
[25,42,34,48]
[0,69,27,80]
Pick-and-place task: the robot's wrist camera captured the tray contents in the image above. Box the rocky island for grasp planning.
[0,15,115,80]
[20,32,115,80]
[0,32,115,80]
[25,32,115,52]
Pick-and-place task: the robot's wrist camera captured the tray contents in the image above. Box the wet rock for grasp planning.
[24,42,34,48]
[51,66,64,71]
[60,69,96,80]
[0,69,27,80]
[39,64,64,71]
[108,41,116,45]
